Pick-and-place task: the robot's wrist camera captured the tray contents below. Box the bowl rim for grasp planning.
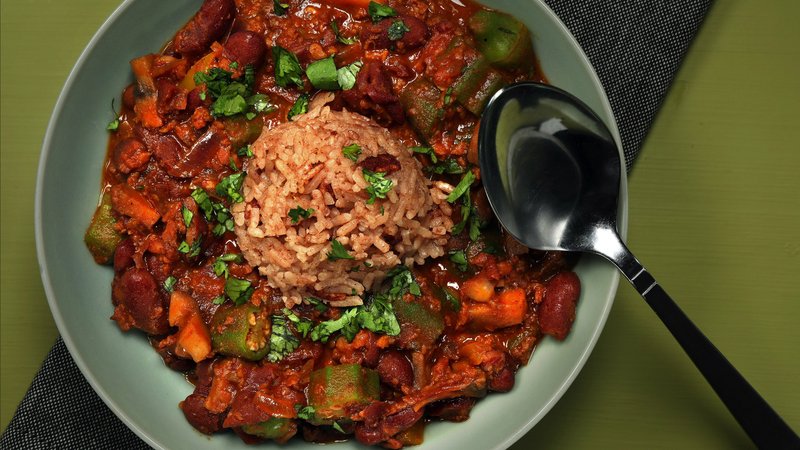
[34,1,626,449]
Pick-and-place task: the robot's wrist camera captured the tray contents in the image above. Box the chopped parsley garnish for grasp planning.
[282,307,313,337]
[362,170,393,204]
[163,276,177,293]
[225,277,254,306]
[178,238,202,257]
[332,422,346,434]
[229,157,239,171]
[107,99,120,131]
[212,254,240,278]
[449,250,469,271]
[442,286,461,311]
[337,61,363,90]
[237,145,254,157]
[411,146,437,163]
[342,143,362,162]
[305,297,328,312]
[247,94,275,117]
[368,1,397,22]
[212,296,226,305]
[288,205,314,224]
[327,238,355,261]
[387,19,410,41]
[331,20,357,45]
[193,188,237,236]
[306,56,340,90]
[219,253,242,262]
[273,46,304,88]
[216,172,246,203]
[426,158,464,175]
[193,66,266,118]
[446,170,476,203]
[181,206,193,227]
[273,0,289,15]
[267,314,300,362]
[296,405,316,421]
[288,93,310,119]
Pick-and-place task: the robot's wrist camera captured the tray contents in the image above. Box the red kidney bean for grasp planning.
[359,154,402,174]
[539,271,581,340]
[224,31,267,68]
[112,238,135,273]
[112,267,169,335]
[376,350,414,390]
[113,137,150,174]
[173,0,236,55]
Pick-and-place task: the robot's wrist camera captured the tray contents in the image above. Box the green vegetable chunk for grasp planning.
[210,303,271,361]
[307,364,380,423]
[468,10,535,69]
[398,77,444,143]
[452,56,506,115]
[241,417,296,441]
[391,295,445,349]
[84,192,122,264]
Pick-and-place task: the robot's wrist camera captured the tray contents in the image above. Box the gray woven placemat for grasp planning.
[0,1,713,448]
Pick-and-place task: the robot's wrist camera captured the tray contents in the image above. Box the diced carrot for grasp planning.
[180,51,218,91]
[168,291,195,327]
[130,55,162,128]
[169,291,211,362]
[462,275,494,302]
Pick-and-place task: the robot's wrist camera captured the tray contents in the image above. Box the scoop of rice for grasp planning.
[232,95,453,307]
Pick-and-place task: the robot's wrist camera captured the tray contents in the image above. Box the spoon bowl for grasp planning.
[478,82,799,450]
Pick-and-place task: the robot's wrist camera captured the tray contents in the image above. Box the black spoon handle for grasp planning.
[609,244,800,449]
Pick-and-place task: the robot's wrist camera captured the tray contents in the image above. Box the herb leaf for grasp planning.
[288,94,310,119]
[368,1,397,22]
[267,314,300,362]
[306,56,340,91]
[336,61,363,91]
[178,238,203,258]
[327,238,355,261]
[387,20,410,41]
[332,422,346,433]
[426,158,464,175]
[288,205,314,224]
[181,206,193,227]
[237,145,254,157]
[273,46,304,88]
[362,170,393,204]
[449,250,469,271]
[342,143,362,162]
[216,172,246,203]
[446,170,476,203]
[273,0,289,15]
[296,405,316,421]
[163,276,177,292]
[225,277,254,306]
[411,146,437,163]
[331,20,357,45]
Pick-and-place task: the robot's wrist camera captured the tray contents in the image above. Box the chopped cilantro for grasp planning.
[342,143,362,162]
[282,308,313,337]
[426,158,464,175]
[306,297,328,312]
[193,65,268,118]
[411,146,437,163]
[331,20,357,45]
[362,170,393,204]
[306,56,340,90]
[216,172,246,203]
[332,422,345,433]
[247,93,275,114]
[267,314,300,362]
[178,238,202,257]
[368,1,397,22]
[442,286,461,311]
[237,145,254,157]
[273,46,304,88]
[212,258,229,278]
[212,296,226,305]
[327,238,354,261]
[288,205,314,224]
[296,405,316,421]
[181,206,193,227]
[387,19,410,41]
[225,277,254,306]
[107,118,120,131]
[310,308,359,342]
[273,0,289,15]
[446,170,476,203]
[449,250,469,271]
[229,157,238,171]
[288,93,310,119]
[163,276,177,293]
[336,61,363,90]
[219,253,242,262]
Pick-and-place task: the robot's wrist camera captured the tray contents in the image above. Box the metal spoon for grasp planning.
[478,81,799,449]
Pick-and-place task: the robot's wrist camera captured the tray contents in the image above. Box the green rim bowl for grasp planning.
[35,0,626,448]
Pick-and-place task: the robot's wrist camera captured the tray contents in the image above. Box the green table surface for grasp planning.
[2,1,798,448]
